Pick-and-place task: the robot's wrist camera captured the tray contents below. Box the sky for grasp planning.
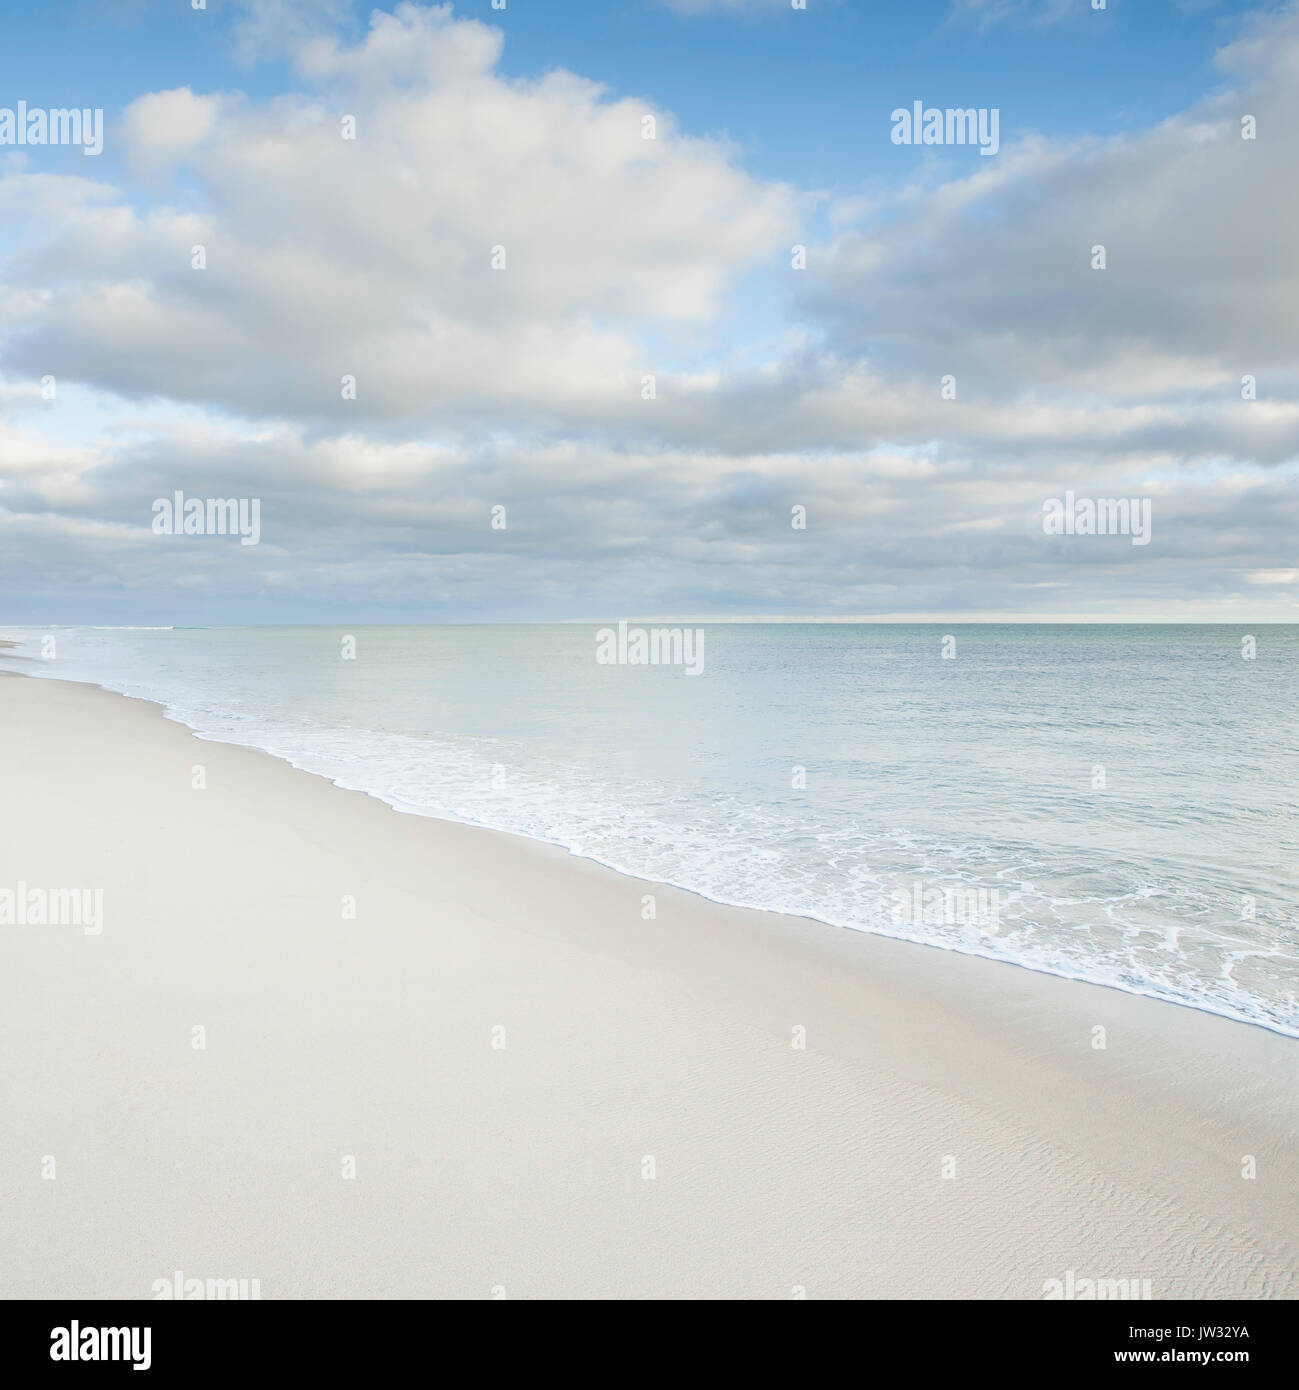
[0,0,1296,623]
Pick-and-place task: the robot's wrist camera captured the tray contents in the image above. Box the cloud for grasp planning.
[3,1,1298,621]
[3,414,1297,621]
[0,3,797,433]
[228,0,356,65]
[795,7,1299,465]
[121,88,223,169]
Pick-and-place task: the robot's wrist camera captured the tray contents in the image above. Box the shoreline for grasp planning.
[6,662,1292,1043]
[1,672,1297,1297]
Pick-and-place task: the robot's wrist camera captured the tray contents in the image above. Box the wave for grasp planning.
[18,653,1299,1042]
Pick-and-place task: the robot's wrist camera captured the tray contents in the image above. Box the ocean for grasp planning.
[4,622,1296,1036]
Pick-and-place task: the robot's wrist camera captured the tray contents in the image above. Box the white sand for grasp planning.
[0,672,1296,1299]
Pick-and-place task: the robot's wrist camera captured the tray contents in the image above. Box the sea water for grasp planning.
[4,623,1295,1035]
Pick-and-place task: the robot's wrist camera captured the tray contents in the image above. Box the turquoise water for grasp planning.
[4,623,1297,1035]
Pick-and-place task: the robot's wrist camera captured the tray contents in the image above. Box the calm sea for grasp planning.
[5,623,1296,1035]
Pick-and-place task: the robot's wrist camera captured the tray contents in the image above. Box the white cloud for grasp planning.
[1,3,797,431]
[797,5,1299,465]
[3,1,1299,620]
[121,88,222,168]
[229,0,355,65]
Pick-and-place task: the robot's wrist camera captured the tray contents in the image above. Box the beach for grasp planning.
[1,669,1296,1300]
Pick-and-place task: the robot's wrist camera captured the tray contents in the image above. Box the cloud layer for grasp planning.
[1,1,1297,622]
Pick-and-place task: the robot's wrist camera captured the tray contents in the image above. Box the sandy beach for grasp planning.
[0,669,1296,1300]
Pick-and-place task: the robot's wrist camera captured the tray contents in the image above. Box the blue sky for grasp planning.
[1,1,1248,185]
[1,0,1296,624]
